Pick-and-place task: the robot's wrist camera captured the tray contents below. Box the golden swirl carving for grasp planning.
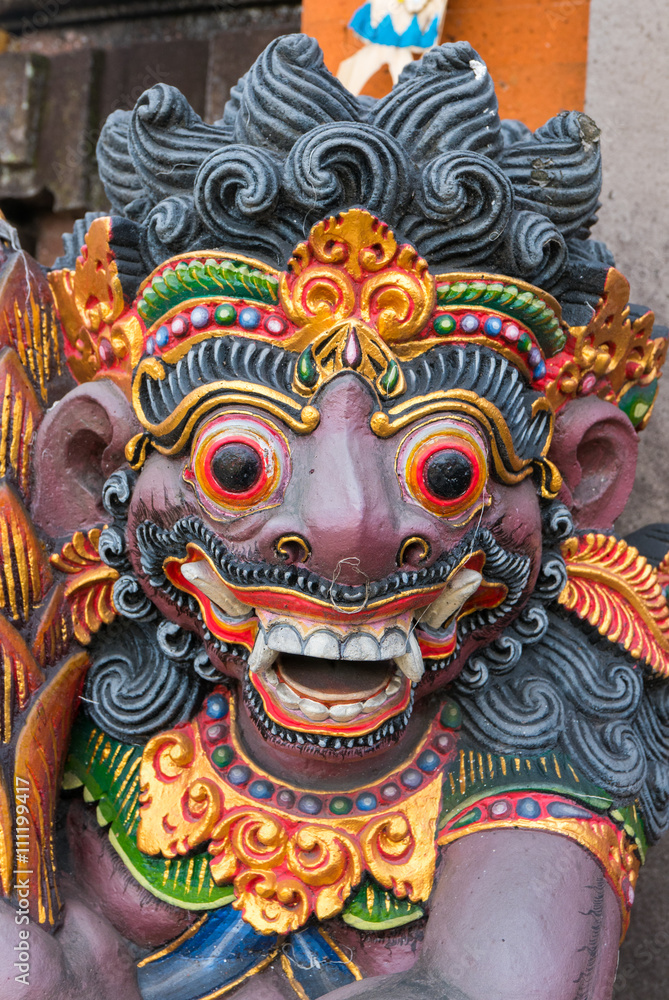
[280,265,356,334]
[279,209,435,397]
[360,781,440,902]
[138,730,222,857]
[234,870,310,936]
[211,808,288,873]
[360,264,435,346]
[148,730,195,778]
[137,717,443,934]
[304,211,398,280]
[286,825,362,921]
[545,269,668,427]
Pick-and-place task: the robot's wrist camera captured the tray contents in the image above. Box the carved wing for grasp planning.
[559,533,669,677]
[0,213,91,926]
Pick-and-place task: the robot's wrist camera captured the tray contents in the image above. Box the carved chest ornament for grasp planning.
[136,687,444,936]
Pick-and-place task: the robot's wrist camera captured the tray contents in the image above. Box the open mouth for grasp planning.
[165,550,483,745]
[251,651,413,734]
[143,517,520,748]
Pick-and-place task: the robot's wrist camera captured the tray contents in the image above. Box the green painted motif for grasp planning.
[610,804,648,863]
[433,313,457,336]
[440,699,461,729]
[436,278,566,355]
[439,745,614,832]
[342,877,424,931]
[137,257,279,327]
[378,358,400,394]
[618,379,659,429]
[296,346,319,388]
[65,718,233,911]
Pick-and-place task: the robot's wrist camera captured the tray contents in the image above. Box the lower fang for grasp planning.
[394,632,424,682]
[248,631,279,673]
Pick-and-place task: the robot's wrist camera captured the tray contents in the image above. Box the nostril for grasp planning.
[397,536,431,568]
[274,534,311,565]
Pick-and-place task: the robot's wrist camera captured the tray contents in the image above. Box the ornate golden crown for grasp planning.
[48,209,667,431]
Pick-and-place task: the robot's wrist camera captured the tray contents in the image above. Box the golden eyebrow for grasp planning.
[131,366,319,466]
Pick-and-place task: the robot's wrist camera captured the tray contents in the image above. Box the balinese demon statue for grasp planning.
[2,34,669,1000]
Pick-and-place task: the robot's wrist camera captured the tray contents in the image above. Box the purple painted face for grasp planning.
[127,371,544,770]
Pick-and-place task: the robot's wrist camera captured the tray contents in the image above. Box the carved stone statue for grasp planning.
[1,34,668,1000]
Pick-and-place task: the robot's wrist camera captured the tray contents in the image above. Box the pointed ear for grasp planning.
[31,381,141,538]
[548,396,638,532]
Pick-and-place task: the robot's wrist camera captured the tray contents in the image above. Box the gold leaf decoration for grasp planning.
[546,269,668,423]
[48,217,142,398]
[0,480,52,623]
[138,720,442,936]
[0,254,63,405]
[559,533,669,677]
[31,583,72,671]
[0,768,13,897]
[14,650,90,926]
[50,529,119,644]
[278,209,435,399]
[0,347,43,502]
[0,615,45,743]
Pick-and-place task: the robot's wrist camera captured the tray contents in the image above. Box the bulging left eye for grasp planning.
[423,448,474,502]
[397,418,488,519]
[210,442,263,494]
[184,412,290,518]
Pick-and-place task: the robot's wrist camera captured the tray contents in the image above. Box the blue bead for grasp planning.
[298,794,322,815]
[206,695,228,720]
[547,801,592,820]
[401,769,423,789]
[145,337,156,355]
[249,779,274,800]
[355,792,378,812]
[239,307,261,330]
[484,315,503,336]
[228,765,251,786]
[516,797,541,819]
[417,750,440,772]
[191,305,210,329]
[155,325,170,347]
[533,360,547,379]
[460,314,480,333]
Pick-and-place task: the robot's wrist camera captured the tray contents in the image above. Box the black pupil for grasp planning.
[424,449,474,501]
[211,442,262,493]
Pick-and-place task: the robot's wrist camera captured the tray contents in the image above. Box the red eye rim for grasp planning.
[398,420,488,519]
[198,432,271,505]
[184,412,289,517]
[415,440,483,511]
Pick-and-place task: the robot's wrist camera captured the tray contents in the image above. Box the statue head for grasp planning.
[36,34,666,766]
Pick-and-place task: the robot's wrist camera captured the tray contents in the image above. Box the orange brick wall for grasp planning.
[302,0,591,130]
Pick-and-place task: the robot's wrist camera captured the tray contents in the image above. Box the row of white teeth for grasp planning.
[262,666,403,723]
[249,628,426,682]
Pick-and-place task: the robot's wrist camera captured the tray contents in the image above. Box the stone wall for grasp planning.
[586,0,669,538]
[0,0,300,262]
[586,5,669,993]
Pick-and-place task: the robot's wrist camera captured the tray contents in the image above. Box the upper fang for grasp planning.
[421,568,483,630]
[181,559,253,619]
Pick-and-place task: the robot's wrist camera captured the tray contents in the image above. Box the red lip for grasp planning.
[249,668,413,736]
[163,547,506,662]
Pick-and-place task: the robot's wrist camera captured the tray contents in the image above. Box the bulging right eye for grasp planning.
[184,411,291,519]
